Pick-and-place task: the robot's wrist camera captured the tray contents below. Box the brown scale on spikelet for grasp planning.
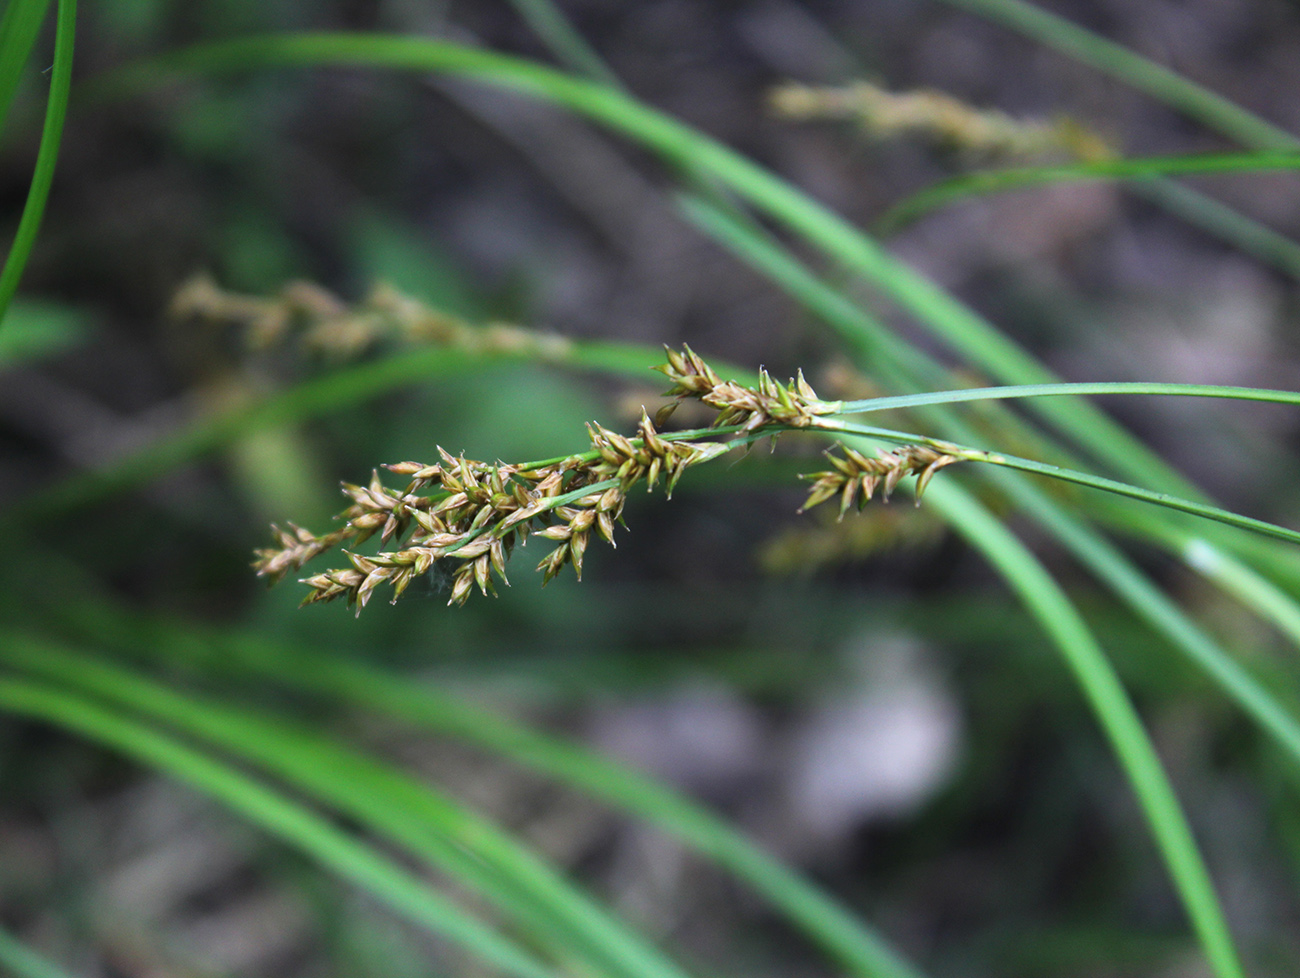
[253,410,724,611]
[799,443,962,520]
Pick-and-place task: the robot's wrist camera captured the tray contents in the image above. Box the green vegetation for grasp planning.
[3,2,1300,976]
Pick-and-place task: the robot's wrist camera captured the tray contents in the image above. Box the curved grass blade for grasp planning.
[877,150,1300,232]
[0,926,75,978]
[915,477,1244,978]
[840,380,1300,416]
[1182,538,1300,652]
[6,336,678,522]
[8,580,924,978]
[928,0,1300,280]
[506,0,619,87]
[819,417,1300,548]
[683,193,1300,783]
[92,32,1210,503]
[1129,178,1300,283]
[222,639,926,978]
[934,0,1299,151]
[0,0,74,329]
[1,637,698,978]
[0,672,559,978]
[0,0,53,136]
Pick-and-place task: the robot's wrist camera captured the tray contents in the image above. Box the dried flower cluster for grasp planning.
[653,344,842,433]
[800,444,963,519]
[254,343,961,612]
[769,81,1113,162]
[253,406,726,610]
[173,274,573,361]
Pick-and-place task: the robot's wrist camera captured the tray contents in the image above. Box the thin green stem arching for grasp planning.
[912,478,1244,978]
[683,195,1300,785]
[816,417,1300,548]
[0,0,74,329]
[840,381,1300,415]
[0,0,54,137]
[0,674,559,978]
[933,0,1300,151]
[93,33,1205,499]
[877,151,1300,232]
[0,638,697,978]
[2,558,924,978]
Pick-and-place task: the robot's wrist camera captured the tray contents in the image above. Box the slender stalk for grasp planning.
[0,0,74,328]
[0,0,54,136]
[0,675,559,978]
[934,0,1300,151]
[877,151,1300,232]
[1,638,697,978]
[816,417,1300,548]
[841,381,1300,415]
[911,479,1245,978]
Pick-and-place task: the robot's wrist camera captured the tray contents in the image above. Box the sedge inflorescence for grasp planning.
[253,344,960,611]
[799,444,962,519]
[254,406,726,610]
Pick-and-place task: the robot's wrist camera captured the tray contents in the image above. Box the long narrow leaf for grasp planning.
[0,0,53,136]
[878,151,1300,232]
[916,478,1244,978]
[683,193,1300,773]
[0,636,696,978]
[0,0,74,328]
[93,32,1209,503]
[0,673,558,978]
[4,582,925,978]
[934,0,1299,151]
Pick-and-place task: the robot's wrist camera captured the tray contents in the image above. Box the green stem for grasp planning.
[839,381,1300,415]
[877,151,1300,232]
[0,676,559,978]
[818,417,1300,548]
[934,0,1299,151]
[919,480,1244,978]
[0,0,74,328]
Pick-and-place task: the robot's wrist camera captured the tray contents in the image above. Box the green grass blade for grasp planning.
[0,0,53,136]
[0,926,75,978]
[5,337,667,522]
[1183,539,1300,651]
[6,574,925,978]
[94,33,1213,501]
[1006,488,1300,759]
[840,380,1300,415]
[878,151,1300,232]
[917,478,1244,978]
[0,673,558,978]
[232,642,927,978]
[506,0,619,87]
[821,417,1300,548]
[684,198,1300,791]
[933,0,1299,151]
[0,0,73,329]
[1128,179,1300,282]
[0,637,695,978]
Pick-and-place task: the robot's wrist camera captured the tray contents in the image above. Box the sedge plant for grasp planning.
[4,2,1300,978]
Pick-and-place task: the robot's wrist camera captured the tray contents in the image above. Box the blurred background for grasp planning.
[3,0,1300,975]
